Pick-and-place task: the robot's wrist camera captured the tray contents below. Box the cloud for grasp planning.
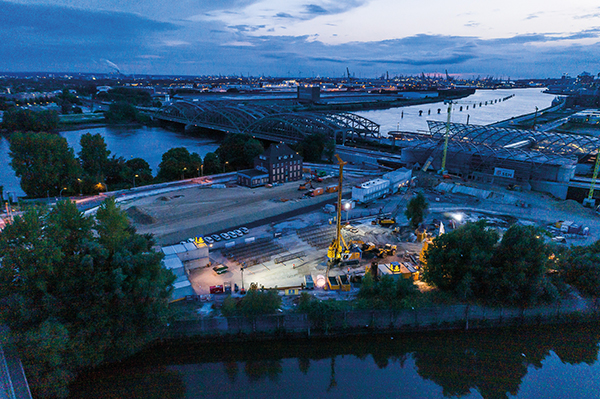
[304,4,328,15]
[275,12,295,18]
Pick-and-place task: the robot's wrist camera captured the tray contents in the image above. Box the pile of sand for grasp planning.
[125,206,157,225]
[553,199,594,217]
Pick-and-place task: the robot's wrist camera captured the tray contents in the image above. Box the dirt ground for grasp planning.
[122,174,369,246]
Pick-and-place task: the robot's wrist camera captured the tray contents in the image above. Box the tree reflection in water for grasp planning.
[69,322,600,398]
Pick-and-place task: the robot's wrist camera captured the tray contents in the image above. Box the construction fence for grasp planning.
[165,297,597,339]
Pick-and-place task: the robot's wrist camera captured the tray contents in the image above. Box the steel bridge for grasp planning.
[154,100,380,142]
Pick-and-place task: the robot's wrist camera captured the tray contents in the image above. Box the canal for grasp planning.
[68,322,600,398]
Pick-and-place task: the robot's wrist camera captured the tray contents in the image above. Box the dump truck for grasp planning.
[326,185,338,193]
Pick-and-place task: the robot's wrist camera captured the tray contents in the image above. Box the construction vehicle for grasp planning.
[375,244,397,258]
[326,185,338,193]
[298,180,313,191]
[327,154,363,266]
[583,150,600,208]
[249,282,258,291]
[372,216,396,226]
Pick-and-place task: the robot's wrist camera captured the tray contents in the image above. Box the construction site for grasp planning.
[122,147,600,305]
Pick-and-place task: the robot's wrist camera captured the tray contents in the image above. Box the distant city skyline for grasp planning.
[1,0,600,78]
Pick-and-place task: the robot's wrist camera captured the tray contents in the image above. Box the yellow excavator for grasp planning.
[327,154,362,266]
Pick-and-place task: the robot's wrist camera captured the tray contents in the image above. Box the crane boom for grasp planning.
[585,151,600,207]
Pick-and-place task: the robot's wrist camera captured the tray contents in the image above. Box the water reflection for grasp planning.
[70,322,600,398]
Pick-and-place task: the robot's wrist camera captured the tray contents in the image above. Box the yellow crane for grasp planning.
[584,150,600,208]
[327,154,361,265]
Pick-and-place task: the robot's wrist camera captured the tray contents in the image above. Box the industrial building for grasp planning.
[394,121,600,199]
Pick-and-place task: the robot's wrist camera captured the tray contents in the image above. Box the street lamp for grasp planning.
[344,201,351,223]
[59,187,67,200]
[133,174,138,188]
[77,178,82,196]
[201,163,204,177]
[182,167,187,180]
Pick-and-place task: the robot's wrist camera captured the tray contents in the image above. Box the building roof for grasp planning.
[238,169,270,178]
[260,143,303,163]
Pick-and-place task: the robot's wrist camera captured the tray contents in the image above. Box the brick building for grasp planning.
[237,143,304,187]
[255,143,303,184]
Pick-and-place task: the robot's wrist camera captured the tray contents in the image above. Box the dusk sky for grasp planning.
[2,0,600,78]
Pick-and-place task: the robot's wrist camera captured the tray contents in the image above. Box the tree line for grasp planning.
[0,198,174,397]
[8,128,341,199]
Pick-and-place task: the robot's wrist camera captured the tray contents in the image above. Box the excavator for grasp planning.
[298,179,313,191]
[327,154,362,266]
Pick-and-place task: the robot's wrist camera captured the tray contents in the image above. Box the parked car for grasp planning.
[233,229,243,237]
[209,285,224,294]
[204,236,214,244]
[239,227,249,234]
[220,232,230,240]
[227,231,238,238]
[211,234,222,242]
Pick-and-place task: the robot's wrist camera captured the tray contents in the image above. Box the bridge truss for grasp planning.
[155,100,380,142]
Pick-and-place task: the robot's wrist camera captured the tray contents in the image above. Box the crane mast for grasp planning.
[439,100,453,174]
[584,150,600,208]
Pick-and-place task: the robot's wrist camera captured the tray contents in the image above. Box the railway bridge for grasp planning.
[154,100,380,143]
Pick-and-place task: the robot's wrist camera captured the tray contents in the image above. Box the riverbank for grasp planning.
[162,294,596,343]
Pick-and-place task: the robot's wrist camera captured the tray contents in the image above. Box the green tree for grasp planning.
[215,133,264,170]
[2,108,59,132]
[202,152,222,175]
[79,132,110,182]
[126,157,153,184]
[560,240,600,297]
[9,131,81,198]
[423,220,498,300]
[104,101,139,123]
[405,191,428,228]
[157,147,202,181]
[295,133,327,162]
[0,199,174,397]
[357,274,417,310]
[491,225,558,307]
[298,293,337,333]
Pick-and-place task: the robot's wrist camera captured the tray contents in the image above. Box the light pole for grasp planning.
[133,174,138,188]
[59,187,67,200]
[77,178,82,196]
[201,163,204,177]
[182,167,187,180]
[344,202,351,223]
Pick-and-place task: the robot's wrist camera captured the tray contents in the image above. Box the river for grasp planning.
[68,322,600,398]
[0,88,556,198]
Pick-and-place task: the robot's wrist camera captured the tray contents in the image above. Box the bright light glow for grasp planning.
[450,212,463,222]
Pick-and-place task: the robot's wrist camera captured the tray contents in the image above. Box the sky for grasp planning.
[1,0,600,78]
